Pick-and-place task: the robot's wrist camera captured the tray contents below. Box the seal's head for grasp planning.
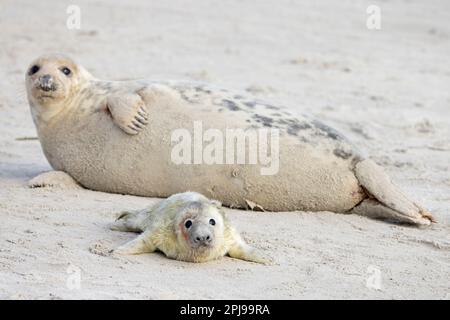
[25,54,92,122]
[175,200,225,254]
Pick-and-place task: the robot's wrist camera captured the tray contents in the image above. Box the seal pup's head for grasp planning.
[25,54,93,123]
[174,198,226,259]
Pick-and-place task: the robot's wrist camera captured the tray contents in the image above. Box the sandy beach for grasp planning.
[0,0,449,299]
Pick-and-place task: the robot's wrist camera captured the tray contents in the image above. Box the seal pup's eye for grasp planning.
[184,220,192,229]
[209,219,216,226]
[61,67,71,76]
[28,65,40,76]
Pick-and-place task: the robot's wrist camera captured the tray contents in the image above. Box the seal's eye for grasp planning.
[209,219,216,226]
[184,220,192,229]
[28,65,40,76]
[61,67,71,76]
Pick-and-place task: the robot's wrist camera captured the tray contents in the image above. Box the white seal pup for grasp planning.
[26,54,434,225]
[110,192,269,263]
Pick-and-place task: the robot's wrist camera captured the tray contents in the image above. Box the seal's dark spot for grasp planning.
[312,120,344,141]
[243,101,256,108]
[179,92,198,104]
[252,114,273,127]
[276,118,289,125]
[194,86,211,94]
[275,117,312,135]
[84,91,94,100]
[287,127,299,136]
[287,122,311,136]
[233,95,244,100]
[80,87,94,100]
[263,104,280,110]
[350,155,364,167]
[222,99,240,111]
[298,136,310,143]
[79,87,88,96]
[333,148,353,160]
[285,118,300,125]
[97,82,112,90]
[299,122,312,130]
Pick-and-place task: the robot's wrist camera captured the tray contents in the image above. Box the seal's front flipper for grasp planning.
[351,159,435,226]
[227,227,271,264]
[28,171,81,190]
[114,231,156,255]
[106,93,148,135]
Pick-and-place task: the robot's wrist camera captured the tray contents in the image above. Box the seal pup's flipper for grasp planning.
[113,230,156,255]
[226,227,271,264]
[28,171,81,190]
[351,159,435,226]
[106,93,148,135]
[109,209,149,232]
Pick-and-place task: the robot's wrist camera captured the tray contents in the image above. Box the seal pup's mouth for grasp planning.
[36,93,56,101]
[197,242,214,249]
[191,244,215,258]
[191,238,215,251]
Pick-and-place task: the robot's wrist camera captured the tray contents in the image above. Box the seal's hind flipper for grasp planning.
[114,231,156,255]
[28,171,81,190]
[226,226,272,264]
[109,209,145,232]
[351,159,434,225]
[106,93,148,135]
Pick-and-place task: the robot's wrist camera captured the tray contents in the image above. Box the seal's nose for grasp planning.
[194,234,212,245]
[39,74,56,92]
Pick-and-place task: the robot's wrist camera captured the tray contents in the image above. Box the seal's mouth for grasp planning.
[35,83,58,93]
[38,85,58,93]
[36,93,56,100]
[191,239,215,250]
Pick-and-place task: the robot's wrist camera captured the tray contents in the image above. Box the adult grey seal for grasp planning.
[25,54,434,225]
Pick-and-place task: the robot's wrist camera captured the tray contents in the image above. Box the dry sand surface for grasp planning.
[0,0,449,299]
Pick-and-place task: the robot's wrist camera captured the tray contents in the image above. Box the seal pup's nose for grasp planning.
[194,234,212,245]
[39,74,56,92]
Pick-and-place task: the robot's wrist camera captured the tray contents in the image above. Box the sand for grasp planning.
[0,0,449,299]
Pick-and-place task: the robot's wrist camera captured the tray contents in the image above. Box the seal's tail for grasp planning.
[350,159,435,226]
